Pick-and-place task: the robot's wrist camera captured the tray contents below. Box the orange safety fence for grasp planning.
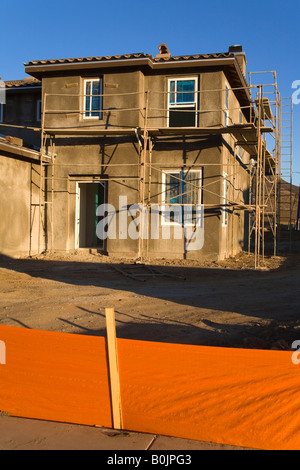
[0,325,112,428]
[1,324,300,450]
[118,338,300,450]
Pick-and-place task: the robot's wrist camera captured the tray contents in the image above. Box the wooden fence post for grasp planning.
[0,340,6,365]
[105,308,122,430]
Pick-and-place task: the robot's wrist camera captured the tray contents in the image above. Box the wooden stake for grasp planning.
[0,340,6,365]
[105,308,122,430]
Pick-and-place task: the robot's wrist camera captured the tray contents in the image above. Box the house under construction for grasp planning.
[0,44,294,267]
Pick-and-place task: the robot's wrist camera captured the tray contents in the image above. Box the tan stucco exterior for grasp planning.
[0,48,252,260]
[37,57,251,260]
[0,145,43,257]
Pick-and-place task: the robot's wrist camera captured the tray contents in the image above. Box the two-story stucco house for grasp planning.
[8,44,263,261]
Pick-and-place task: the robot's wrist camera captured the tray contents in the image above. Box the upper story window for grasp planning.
[236,109,243,160]
[224,82,229,126]
[239,108,243,124]
[168,77,198,127]
[237,145,243,161]
[0,103,3,123]
[84,78,103,119]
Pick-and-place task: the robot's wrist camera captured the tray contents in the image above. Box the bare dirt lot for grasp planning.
[0,249,300,450]
[0,250,300,350]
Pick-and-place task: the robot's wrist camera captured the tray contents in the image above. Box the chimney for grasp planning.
[156,43,171,59]
[228,45,247,76]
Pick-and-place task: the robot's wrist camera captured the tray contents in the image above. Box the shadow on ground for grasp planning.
[1,251,300,349]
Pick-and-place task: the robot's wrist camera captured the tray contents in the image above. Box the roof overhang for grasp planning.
[25,55,247,85]
[5,85,42,92]
[25,56,240,73]
[0,139,49,163]
[25,54,251,114]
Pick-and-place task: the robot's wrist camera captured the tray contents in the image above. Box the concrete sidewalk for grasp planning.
[0,415,249,450]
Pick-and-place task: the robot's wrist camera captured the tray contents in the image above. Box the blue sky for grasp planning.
[1,0,299,185]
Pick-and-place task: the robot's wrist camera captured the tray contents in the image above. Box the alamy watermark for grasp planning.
[292,80,300,105]
[95,197,204,251]
[0,340,6,365]
[291,340,300,365]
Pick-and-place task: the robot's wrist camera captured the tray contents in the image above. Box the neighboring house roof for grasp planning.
[5,78,41,89]
[0,135,40,161]
[0,136,49,162]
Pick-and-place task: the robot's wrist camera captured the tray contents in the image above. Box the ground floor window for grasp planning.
[162,169,202,224]
[222,173,229,226]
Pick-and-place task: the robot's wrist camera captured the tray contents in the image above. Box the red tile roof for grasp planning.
[24,52,233,67]
[5,78,41,88]
[25,53,152,67]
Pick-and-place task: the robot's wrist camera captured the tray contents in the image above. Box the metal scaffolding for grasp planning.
[32,74,288,268]
[278,96,294,243]
[248,71,281,267]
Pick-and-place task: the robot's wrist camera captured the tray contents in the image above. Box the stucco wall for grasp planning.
[0,153,42,257]
[48,135,224,260]
[43,71,144,130]
[41,66,250,261]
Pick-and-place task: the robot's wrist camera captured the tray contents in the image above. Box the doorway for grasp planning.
[76,182,106,249]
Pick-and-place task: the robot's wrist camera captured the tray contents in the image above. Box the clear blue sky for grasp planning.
[1,0,299,185]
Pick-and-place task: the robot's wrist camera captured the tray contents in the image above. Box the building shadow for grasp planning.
[0,252,299,348]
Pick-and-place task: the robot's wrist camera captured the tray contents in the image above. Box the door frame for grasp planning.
[75,180,106,250]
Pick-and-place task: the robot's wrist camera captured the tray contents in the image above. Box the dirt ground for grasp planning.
[0,250,300,350]
[0,248,300,450]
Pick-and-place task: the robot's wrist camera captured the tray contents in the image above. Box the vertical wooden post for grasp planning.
[105,308,122,430]
[0,340,6,365]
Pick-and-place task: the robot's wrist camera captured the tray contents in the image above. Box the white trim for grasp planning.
[239,108,243,124]
[236,144,243,162]
[224,82,230,126]
[75,182,80,249]
[167,77,198,127]
[161,168,202,226]
[83,78,103,120]
[222,172,229,227]
[161,170,181,226]
[75,180,106,249]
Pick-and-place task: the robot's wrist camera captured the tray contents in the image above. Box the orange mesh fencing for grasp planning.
[118,338,300,450]
[1,324,300,450]
[0,326,112,427]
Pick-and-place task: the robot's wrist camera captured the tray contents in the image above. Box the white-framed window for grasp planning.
[168,77,198,127]
[239,108,243,124]
[0,103,3,123]
[83,78,103,119]
[161,169,202,225]
[237,144,243,161]
[36,99,41,121]
[224,82,230,126]
[236,109,243,161]
[222,172,229,226]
